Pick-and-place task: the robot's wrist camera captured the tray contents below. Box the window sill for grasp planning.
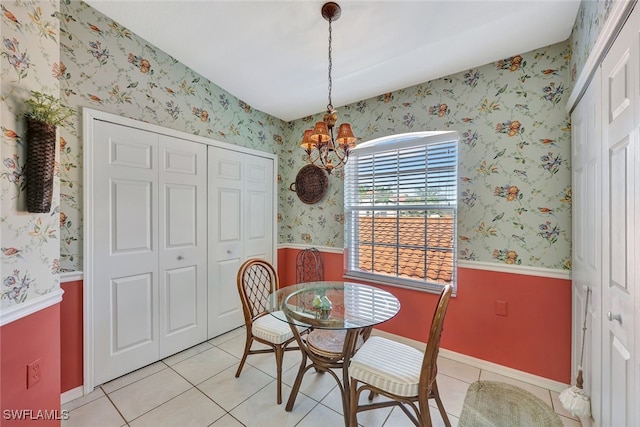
[342,272,456,297]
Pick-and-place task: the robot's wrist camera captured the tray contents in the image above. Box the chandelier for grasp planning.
[301,2,358,174]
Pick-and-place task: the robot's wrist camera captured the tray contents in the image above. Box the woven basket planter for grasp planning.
[25,117,56,213]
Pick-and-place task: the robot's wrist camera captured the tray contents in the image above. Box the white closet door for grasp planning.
[207,146,274,338]
[570,67,602,424]
[244,153,274,260]
[92,120,160,385]
[158,135,207,357]
[601,8,638,425]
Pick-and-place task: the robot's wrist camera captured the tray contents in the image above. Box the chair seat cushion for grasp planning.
[252,311,295,344]
[349,336,423,397]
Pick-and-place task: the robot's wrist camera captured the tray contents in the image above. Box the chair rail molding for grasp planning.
[60,271,83,283]
[0,288,64,326]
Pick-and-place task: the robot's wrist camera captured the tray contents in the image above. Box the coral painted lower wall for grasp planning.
[0,305,61,426]
[60,281,83,393]
[277,247,571,384]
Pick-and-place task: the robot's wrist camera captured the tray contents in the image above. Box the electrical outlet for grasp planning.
[496,300,508,316]
[27,358,42,389]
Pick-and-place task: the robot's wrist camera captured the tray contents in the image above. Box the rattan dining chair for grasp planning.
[235,258,306,404]
[348,284,453,427]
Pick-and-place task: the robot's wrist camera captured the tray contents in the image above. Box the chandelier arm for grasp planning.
[304,150,323,165]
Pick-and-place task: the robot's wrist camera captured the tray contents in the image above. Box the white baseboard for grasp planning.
[371,329,567,393]
[61,386,84,405]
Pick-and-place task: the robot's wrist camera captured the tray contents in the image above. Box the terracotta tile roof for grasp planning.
[357,216,454,285]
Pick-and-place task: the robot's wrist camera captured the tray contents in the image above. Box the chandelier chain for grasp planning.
[327,18,333,111]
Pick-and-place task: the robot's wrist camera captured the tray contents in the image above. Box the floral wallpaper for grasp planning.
[0,0,620,310]
[280,43,573,271]
[58,0,287,272]
[569,0,614,86]
[1,1,61,310]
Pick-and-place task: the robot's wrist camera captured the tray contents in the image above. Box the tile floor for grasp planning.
[63,327,582,427]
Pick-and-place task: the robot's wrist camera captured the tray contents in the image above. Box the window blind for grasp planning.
[345,134,458,292]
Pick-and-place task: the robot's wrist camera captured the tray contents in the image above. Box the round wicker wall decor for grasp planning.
[289,164,329,204]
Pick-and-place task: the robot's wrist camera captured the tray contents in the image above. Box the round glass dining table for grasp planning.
[266,281,400,426]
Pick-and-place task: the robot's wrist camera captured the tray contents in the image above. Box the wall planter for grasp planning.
[25,117,57,213]
[24,91,73,213]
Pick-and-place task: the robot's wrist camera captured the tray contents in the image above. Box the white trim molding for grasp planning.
[0,288,64,326]
[61,386,84,405]
[60,271,84,283]
[278,244,344,254]
[372,329,567,393]
[458,260,571,280]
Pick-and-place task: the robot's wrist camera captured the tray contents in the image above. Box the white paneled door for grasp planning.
[601,8,638,426]
[570,67,602,424]
[90,121,207,386]
[207,146,274,338]
[158,135,207,357]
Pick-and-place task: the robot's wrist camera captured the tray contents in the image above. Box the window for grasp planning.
[344,131,458,293]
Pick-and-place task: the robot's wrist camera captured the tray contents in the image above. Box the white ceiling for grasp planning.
[84,0,581,122]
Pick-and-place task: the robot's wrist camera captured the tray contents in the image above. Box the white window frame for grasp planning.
[344,131,459,294]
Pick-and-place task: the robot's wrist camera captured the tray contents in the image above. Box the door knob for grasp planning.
[177,255,184,261]
[607,311,622,324]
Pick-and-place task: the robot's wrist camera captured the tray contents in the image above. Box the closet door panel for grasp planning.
[92,120,160,386]
[570,68,602,423]
[601,9,639,424]
[208,146,245,338]
[158,135,207,357]
[244,155,274,260]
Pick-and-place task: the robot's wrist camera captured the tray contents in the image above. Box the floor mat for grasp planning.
[458,380,563,427]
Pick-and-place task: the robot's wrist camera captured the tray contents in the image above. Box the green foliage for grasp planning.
[25,91,74,126]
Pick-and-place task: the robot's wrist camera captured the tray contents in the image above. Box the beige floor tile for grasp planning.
[101,361,167,394]
[63,329,578,427]
[282,364,340,402]
[108,368,192,421]
[209,327,245,347]
[479,370,552,405]
[382,405,457,427]
[211,332,250,357]
[198,364,274,411]
[559,414,583,426]
[347,395,393,427]
[230,381,316,427]
[129,388,226,427]
[62,387,105,412]
[244,346,303,378]
[163,341,214,366]
[437,357,480,384]
[209,413,246,427]
[171,346,239,385]
[432,374,472,418]
[319,385,348,415]
[62,396,125,427]
[296,403,345,427]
